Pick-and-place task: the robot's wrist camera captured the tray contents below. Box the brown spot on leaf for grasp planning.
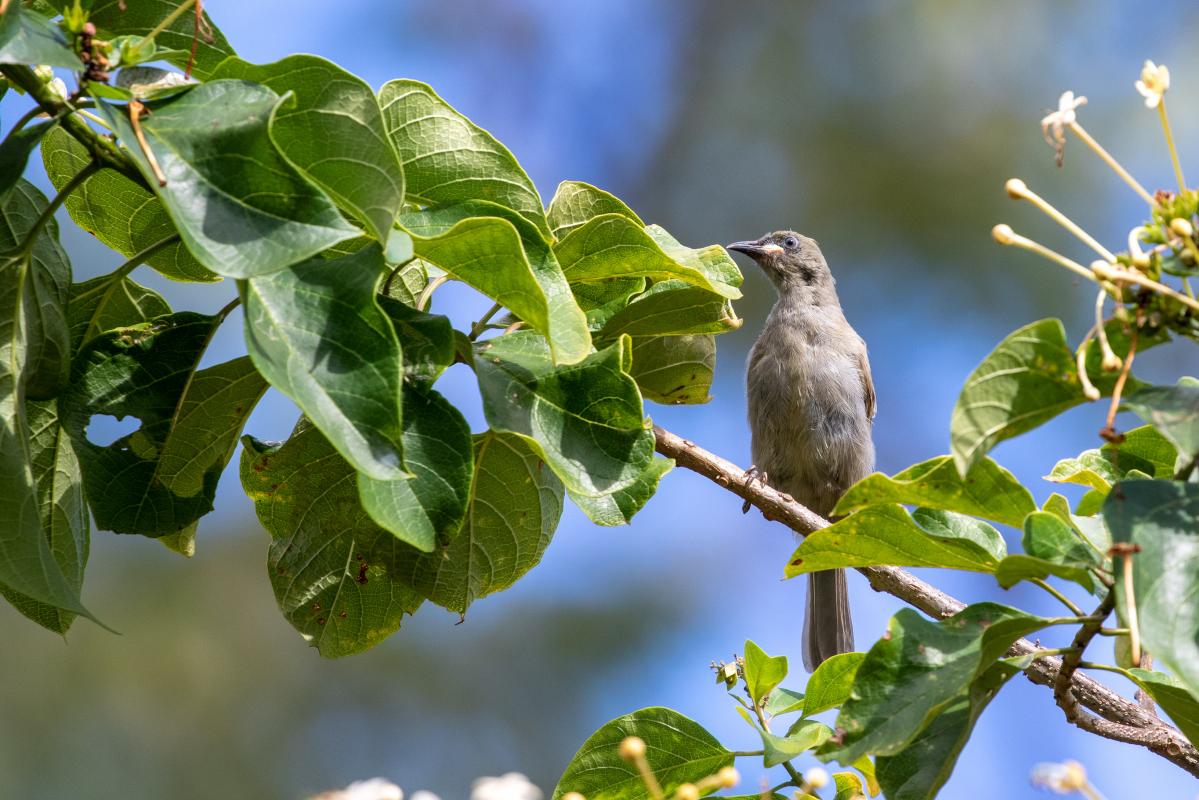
[356,562,369,585]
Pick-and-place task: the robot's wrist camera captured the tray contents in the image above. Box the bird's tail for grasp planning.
[802,569,853,672]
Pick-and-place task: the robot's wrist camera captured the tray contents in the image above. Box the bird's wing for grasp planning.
[857,348,877,420]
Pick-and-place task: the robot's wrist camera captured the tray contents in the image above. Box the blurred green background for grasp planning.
[3,1,1199,798]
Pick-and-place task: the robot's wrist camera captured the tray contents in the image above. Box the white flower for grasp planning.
[410,792,441,800]
[1030,760,1088,794]
[470,772,543,800]
[1041,91,1087,149]
[803,767,830,789]
[46,78,69,103]
[314,778,403,800]
[1135,60,1170,108]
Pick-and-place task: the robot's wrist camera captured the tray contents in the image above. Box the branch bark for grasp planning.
[653,425,1199,777]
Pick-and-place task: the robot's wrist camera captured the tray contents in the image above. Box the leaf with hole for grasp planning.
[98,81,359,278]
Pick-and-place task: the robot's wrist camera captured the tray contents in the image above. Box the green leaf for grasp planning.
[357,384,473,552]
[0,4,79,68]
[834,455,1034,528]
[210,55,405,243]
[0,398,88,633]
[762,720,832,767]
[627,334,715,406]
[763,686,805,717]
[1105,479,1199,697]
[598,281,741,339]
[552,707,733,800]
[994,511,1101,592]
[376,295,454,385]
[1126,668,1199,747]
[67,272,171,351]
[852,755,881,797]
[786,506,1005,577]
[401,201,590,364]
[1124,379,1199,465]
[0,118,55,200]
[41,127,216,283]
[396,431,564,613]
[1047,425,1178,493]
[802,652,865,717]
[62,313,266,536]
[1041,493,1111,555]
[546,180,643,241]
[97,81,358,278]
[555,215,741,299]
[379,79,548,236]
[241,244,406,481]
[474,331,654,497]
[744,640,789,705]
[833,772,867,800]
[950,318,1156,474]
[0,180,70,398]
[874,664,1016,800]
[380,257,428,307]
[240,425,423,658]
[74,0,235,80]
[823,603,1049,763]
[567,456,672,526]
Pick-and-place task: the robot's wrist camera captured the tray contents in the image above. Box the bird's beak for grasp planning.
[727,240,783,259]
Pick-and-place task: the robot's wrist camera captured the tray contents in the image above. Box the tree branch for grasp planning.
[0,64,149,189]
[653,425,1199,777]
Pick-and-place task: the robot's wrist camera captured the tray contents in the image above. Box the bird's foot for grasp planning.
[741,465,767,513]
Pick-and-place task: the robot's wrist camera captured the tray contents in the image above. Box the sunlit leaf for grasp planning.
[802,652,865,717]
[547,180,643,241]
[1126,668,1199,747]
[994,511,1102,592]
[599,281,740,339]
[566,456,672,526]
[1047,425,1178,493]
[744,639,789,705]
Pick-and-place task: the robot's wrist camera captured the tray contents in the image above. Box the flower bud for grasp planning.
[992,224,1017,245]
[1170,217,1194,238]
[618,736,646,762]
[675,783,699,800]
[1004,178,1029,200]
[715,767,739,788]
[33,64,54,83]
[802,768,829,790]
[561,794,586,800]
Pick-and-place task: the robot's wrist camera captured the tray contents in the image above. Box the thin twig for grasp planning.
[1031,578,1087,616]
[652,425,1199,777]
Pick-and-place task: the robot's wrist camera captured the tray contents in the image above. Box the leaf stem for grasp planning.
[12,160,99,256]
[83,233,181,343]
[144,0,197,43]
[469,302,503,340]
[6,104,47,137]
[1076,660,1134,678]
[416,273,449,311]
[729,750,766,757]
[1031,579,1086,616]
[749,689,805,786]
[215,296,241,322]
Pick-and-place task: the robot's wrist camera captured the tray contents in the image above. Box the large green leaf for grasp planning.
[950,318,1154,474]
[1126,668,1199,747]
[874,664,1016,800]
[98,81,358,278]
[67,272,171,351]
[994,511,1102,592]
[210,55,404,243]
[73,0,235,79]
[802,652,866,717]
[762,720,832,768]
[566,456,672,526]
[834,455,1034,528]
[396,431,564,613]
[0,119,55,200]
[744,639,789,706]
[0,398,88,633]
[401,201,590,364]
[552,707,734,800]
[379,79,548,236]
[822,603,1049,763]
[62,313,266,536]
[474,331,654,497]
[376,296,454,386]
[628,334,715,406]
[41,127,216,283]
[1105,479,1199,697]
[241,244,406,481]
[786,506,1005,577]
[0,198,90,619]
[598,281,740,339]
[1047,424,1178,493]
[1124,379,1199,466]
[547,180,643,241]
[554,215,741,300]
[0,180,70,398]
[0,3,78,68]
[240,425,423,658]
[357,385,473,552]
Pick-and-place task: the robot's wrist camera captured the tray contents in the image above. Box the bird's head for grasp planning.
[727,231,832,293]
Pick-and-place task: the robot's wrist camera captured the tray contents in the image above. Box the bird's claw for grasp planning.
[741,465,767,513]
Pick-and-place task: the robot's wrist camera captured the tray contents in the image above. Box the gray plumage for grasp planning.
[730,231,876,671]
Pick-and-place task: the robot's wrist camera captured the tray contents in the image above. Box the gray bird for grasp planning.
[729,231,876,671]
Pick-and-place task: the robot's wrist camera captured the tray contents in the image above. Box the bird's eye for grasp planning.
[783,236,799,249]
